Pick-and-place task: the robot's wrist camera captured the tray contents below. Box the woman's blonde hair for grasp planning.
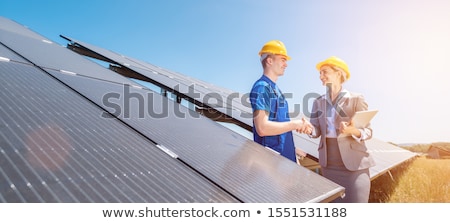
[330,66,347,83]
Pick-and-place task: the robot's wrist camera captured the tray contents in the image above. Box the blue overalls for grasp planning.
[250,75,296,162]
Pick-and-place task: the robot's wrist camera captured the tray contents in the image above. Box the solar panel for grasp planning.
[365,138,417,178]
[0,16,345,202]
[60,35,254,126]
[0,17,48,41]
[0,60,238,203]
[0,30,132,85]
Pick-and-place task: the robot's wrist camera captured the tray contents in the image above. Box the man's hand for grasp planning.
[295,117,313,135]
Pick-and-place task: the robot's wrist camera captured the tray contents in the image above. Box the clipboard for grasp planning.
[351,110,378,128]
[339,110,378,137]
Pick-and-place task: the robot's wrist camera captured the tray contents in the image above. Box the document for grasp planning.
[351,110,378,128]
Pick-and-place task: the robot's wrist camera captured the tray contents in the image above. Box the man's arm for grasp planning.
[253,110,310,136]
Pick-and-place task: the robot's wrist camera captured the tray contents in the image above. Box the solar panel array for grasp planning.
[60,35,417,180]
[0,16,345,202]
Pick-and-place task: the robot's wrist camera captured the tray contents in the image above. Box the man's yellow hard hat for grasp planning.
[316,56,350,80]
[259,40,291,60]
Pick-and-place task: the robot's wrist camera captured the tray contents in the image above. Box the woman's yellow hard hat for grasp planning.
[259,40,291,60]
[316,56,350,80]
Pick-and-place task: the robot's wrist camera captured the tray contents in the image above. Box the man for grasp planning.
[249,40,312,162]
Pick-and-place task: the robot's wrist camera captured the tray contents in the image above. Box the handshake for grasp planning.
[294,117,313,135]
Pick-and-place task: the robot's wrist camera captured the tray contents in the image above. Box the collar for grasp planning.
[324,89,350,104]
[260,74,276,88]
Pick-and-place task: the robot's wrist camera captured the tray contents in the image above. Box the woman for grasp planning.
[310,56,375,203]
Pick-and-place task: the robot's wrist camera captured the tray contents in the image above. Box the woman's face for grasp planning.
[319,65,341,86]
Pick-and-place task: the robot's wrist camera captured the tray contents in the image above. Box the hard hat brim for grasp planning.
[259,52,291,61]
[316,61,350,80]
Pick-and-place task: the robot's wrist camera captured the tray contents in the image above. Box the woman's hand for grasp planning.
[340,120,361,137]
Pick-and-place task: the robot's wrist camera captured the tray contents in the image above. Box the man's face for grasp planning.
[270,54,288,76]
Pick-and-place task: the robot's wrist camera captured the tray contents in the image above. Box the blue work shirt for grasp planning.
[249,75,296,162]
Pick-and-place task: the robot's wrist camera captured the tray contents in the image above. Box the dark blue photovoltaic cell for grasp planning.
[0,60,239,203]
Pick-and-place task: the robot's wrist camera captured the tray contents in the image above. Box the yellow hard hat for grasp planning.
[259,40,291,60]
[316,56,350,80]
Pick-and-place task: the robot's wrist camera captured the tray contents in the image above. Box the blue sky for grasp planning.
[2,0,450,144]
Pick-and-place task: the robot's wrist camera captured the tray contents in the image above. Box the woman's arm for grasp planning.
[309,99,322,138]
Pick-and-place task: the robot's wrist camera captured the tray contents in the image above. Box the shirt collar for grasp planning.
[261,74,276,88]
[325,88,350,104]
